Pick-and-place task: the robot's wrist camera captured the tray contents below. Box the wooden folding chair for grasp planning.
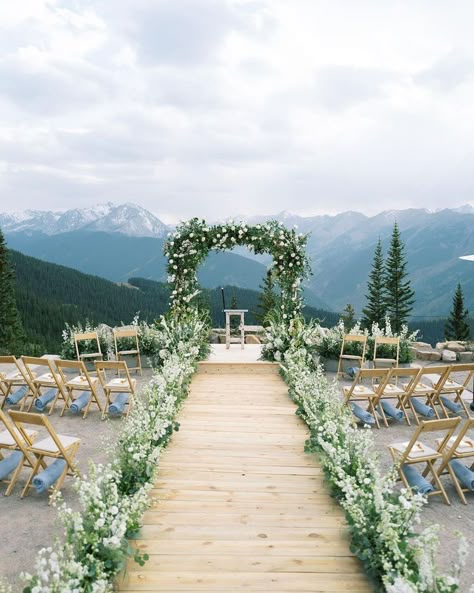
[95,361,136,419]
[74,331,103,367]
[337,334,367,378]
[388,417,461,505]
[8,411,80,503]
[22,356,67,415]
[437,364,474,419]
[380,366,422,426]
[401,365,451,421]
[113,327,142,375]
[373,336,400,369]
[0,409,39,496]
[0,356,37,411]
[436,418,474,504]
[342,368,391,428]
[55,360,103,419]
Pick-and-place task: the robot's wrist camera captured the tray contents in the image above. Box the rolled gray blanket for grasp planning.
[0,451,23,480]
[411,397,435,418]
[346,367,359,378]
[34,388,57,411]
[440,396,462,414]
[401,464,434,494]
[108,392,129,416]
[32,459,67,494]
[350,403,375,425]
[449,459,474,491]
[5,385,29,406]
[69,391,91,414]
[378,400,403,421]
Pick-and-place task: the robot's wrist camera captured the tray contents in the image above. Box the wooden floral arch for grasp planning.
[164,218,311,323]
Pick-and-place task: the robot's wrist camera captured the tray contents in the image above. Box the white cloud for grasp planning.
[1,0,474,221]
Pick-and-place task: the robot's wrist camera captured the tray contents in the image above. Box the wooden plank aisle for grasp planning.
[119,362,372,592]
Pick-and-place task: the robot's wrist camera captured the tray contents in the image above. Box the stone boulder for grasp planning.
[445,341,466,352]
[442,349,457,362]
[458,351,473,363]
[246,335,261,344]
[417,349,441,361]
[414,341,433,349]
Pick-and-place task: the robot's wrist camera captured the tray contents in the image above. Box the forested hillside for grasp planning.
[12,251,334,355]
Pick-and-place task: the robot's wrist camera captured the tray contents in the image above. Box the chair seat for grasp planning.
[105,378,136,390]
[0,428,36,447]
[66,375,98,387]
[344,385,376,397]
[117,350,139,356]
[390,440,439,460]
[79,353,102,359]
[32,435,80,454]
[3,371,27,382]
[340,354,362,361]
[404,382,433,393]
[35,372,60,384]
[441,378,462,390]
[435,436,474,454]
[383,384,405,395]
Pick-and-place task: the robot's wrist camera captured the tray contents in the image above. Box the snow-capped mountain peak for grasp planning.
[0,202,169,238]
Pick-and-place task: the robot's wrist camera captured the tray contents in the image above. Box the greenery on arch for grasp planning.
[164,218,311,323]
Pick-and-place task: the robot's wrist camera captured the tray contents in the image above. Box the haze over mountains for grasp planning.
[2,202,473,316]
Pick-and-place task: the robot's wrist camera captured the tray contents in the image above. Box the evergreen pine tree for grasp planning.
[445,283,470,341]
[361,238,386,329]
[229,293,240,332]
[341,303,356,331]
[0,228,24,354]
[255,270,279,325]
[384,223,415,333]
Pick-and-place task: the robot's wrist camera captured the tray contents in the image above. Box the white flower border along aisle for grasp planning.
[17,313,209,593]
[165,218,311,322]
[279,342,468,593]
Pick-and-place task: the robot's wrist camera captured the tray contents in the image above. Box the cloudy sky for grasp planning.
[1,0,474,223]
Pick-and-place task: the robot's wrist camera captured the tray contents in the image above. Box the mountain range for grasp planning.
[2,202,474,316]
[0,202,169,238]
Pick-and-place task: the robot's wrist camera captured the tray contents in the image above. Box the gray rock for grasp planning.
[245,335,261,344]
[458,351,473,362]
[417,349,441,361]
[442,349,457,362]
[414,341,433,349]
[445,341,466,352]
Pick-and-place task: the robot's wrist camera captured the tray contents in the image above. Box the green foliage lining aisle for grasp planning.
[445,283,471,341]
[20,312,210,593]
[0,229,24,354]
[165,218,311,323]
[266,317,467,593]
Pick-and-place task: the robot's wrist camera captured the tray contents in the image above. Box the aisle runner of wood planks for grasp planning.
[119,362,372,592]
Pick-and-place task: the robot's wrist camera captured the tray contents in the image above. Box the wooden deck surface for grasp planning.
[119,362,372,592]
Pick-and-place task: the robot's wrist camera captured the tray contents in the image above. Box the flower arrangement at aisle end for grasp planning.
[164,218,311,323]
[60,314,198,367]
[261,313,323,362]
[22,310,210,593]
[314,317,419,364]
[269,320,467,593]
